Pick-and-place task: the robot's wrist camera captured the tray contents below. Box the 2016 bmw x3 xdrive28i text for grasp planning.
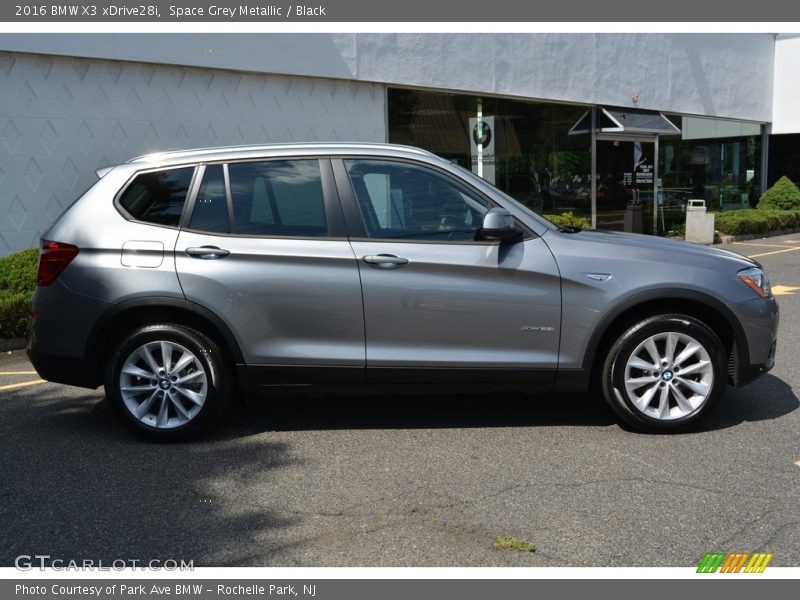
[28,143,778,440]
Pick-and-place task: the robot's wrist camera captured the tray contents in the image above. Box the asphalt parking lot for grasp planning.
[1,234,798,568]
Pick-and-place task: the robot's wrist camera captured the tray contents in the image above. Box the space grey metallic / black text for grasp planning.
[27,143,779,439]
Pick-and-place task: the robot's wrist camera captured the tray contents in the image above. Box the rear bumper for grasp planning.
[27,346,101,389]
[27,281,110,389]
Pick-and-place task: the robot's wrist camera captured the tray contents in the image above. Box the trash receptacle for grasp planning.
[624,202,643,234]
[685,199,715,244]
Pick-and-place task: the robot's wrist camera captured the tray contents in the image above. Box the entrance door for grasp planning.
[595,137,657,233]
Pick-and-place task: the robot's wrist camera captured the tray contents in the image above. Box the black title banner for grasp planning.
[3,0,800,22]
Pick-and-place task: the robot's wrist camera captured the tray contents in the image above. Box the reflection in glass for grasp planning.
[388,89,764,236]
[388,89,592,223]
[661,115,762,212]
[228,160,327,237]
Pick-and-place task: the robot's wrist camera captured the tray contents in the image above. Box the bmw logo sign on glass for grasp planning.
[473,121,492,146]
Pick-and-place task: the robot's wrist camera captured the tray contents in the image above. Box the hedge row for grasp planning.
[714,209,800,236]
[0,248,38,339]
[543,211,592,230]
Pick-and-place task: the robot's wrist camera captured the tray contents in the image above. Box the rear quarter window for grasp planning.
[118,167,195,226]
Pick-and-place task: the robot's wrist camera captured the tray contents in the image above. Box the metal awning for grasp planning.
[569,107,680,136]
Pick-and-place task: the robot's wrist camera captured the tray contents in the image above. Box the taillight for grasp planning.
[37,240,79,286]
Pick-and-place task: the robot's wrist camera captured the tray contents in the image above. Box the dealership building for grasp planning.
[0,33,798,254]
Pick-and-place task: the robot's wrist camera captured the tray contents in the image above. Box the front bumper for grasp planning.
[730,295,779,387]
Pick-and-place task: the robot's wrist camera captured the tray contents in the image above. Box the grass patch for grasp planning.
[494,535,536,553]
[0,248,38,339]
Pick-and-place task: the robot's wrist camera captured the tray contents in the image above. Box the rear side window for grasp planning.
[228,160,328,237]
[189,165,230,233]
[118,167,194,227]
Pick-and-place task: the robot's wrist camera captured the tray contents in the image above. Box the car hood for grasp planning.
[547,228,758,268]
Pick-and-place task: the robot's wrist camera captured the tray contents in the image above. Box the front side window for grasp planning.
[118,167,194,226]
[227,160,328,237]
[344,160,491,241]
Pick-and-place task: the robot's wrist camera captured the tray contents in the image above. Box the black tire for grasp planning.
[105,323,231,441]
[601,314,727,433]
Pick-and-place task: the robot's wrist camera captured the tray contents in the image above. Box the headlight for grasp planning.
[738,267,771,298]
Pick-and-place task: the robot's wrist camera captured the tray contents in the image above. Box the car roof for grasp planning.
[126,142,438,168]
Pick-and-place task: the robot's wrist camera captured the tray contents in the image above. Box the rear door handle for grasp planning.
[185,246,230,259]
[363,254,409,267]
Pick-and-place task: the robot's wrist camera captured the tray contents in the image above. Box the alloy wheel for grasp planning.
[119,340,208,429]
[623,331,714,420]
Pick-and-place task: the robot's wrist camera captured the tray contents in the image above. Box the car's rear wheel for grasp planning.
[106,324,231,441]
[602,314,727,433]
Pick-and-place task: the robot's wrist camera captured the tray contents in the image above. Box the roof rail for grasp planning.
[127,142,436,163]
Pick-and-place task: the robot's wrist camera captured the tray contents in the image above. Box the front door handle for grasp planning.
[185,246,230,259]
[363,254,409,267]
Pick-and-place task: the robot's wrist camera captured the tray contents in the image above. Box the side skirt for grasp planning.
[239,364,560,395]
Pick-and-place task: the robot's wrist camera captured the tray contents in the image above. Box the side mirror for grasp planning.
[479,207,523,243]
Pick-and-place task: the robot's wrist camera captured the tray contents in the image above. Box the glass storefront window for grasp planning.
[768,134,800,188]
[388,89,765,236]
[660,115,762,212]
[388,88,592,223]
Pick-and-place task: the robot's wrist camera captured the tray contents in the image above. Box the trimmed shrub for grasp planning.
[714,209,800,236]
[0,248,39,339]
[544,211,592,230]
[757,176,800,211]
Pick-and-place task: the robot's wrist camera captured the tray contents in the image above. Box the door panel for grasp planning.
[175,232,365,367]
[338,157,562,379]
[350,238,561,377]
[175,158,365,373]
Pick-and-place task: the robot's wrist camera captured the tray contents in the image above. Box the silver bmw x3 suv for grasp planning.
[28,143,778,440]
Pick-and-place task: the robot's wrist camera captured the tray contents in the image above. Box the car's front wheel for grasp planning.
[106,323,231,441]
[602,314,727,433]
